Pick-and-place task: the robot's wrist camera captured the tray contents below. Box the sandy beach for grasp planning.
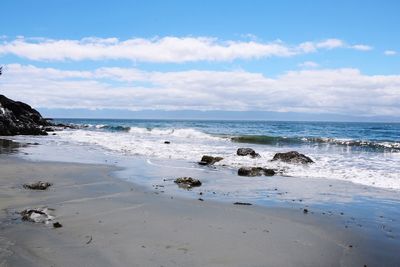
[1,154,398,267]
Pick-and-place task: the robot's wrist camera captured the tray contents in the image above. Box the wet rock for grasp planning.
[238,167,276,177]
[237,148,260,158]
[20,208,55,224]
[53,222,63,228]
[198,155,223,166]
[0,94,53,136]
[272,151,314,164]
[174,177,202,188]
[23,181,52,190]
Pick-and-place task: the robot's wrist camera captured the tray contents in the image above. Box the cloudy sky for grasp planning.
[0,0,399,120]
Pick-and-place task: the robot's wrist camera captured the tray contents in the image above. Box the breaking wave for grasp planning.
[231,135,400,152]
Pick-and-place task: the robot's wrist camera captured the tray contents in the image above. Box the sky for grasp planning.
[0,0,399,121]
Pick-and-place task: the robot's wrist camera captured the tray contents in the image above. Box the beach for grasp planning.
[1,1,399,265]
[1,149,399,266]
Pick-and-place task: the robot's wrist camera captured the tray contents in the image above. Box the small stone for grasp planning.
[53,222,63,228]
[174,177,202,188]
[303,208,309,214]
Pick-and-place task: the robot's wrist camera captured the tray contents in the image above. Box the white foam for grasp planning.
[56,127,400,191]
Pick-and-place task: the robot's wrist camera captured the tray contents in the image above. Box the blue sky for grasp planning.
[0,0,399,120]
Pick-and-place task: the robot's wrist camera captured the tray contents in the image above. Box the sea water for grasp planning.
[48,119,400,190]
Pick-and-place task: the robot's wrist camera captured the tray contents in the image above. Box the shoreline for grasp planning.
[1,154,399,266]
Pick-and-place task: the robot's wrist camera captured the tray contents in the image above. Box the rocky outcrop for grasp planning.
[238,167,276,177]
[198,155,223,166]
[0,94,52,135]
[174,177,202,188]
[236,148,260,158]
[272,151,314,164]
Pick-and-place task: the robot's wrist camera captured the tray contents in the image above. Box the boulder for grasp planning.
[23,181,52,190]
[198,155,223,166]
[0,94,53,135]
[238,167,276,177]
[236,148,260,158]
[272,151,314,164]
[174,177,202,188]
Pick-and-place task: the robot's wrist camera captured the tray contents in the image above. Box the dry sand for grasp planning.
[0,156,393,267]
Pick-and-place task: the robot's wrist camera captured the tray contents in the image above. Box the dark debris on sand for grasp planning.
[23,181,52,190]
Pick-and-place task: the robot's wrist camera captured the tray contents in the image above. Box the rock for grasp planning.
[236,148,260,158]
[198,155,223,166]
[238,167,276,177]
[272,151,314,164]
[174,177,202,188]
[20,207,54,224]
[53,222,63,228]
[23,181,52,190]
[0,94,53,136]
[303,208,309,214]
[263,169,276,176]
[164,141,171,144]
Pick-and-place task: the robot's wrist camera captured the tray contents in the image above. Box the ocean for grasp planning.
[48,119,400,191]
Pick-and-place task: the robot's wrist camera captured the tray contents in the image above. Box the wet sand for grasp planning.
[0,155,398,267]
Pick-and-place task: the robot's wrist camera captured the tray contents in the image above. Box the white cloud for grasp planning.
[0,36,371,62]
[1,64,400,116]
[351,44,373,51]
[298,61,319,68]
[315,39,345,49]
[384,50,397,56]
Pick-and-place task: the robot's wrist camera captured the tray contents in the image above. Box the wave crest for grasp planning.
[232,135,400,152]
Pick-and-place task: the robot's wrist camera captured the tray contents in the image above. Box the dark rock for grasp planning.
[23,181,52,190]
[20,208,54,223]
[238,167,276,177]
[303,208,309,214]
[164,141,171,144]
[233,202,252,205]
[272,151,314,164]
[236,148,260,158]
[53,222,63,228]
[198,155,223,166]
[263,169,276,176]
[174,177,202,188]
[0,94,53,136]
